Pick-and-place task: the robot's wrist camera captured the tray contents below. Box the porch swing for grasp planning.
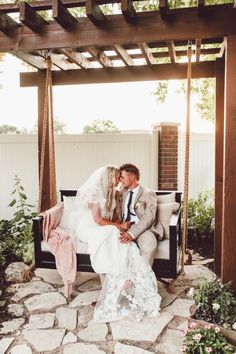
[32,44,193,282]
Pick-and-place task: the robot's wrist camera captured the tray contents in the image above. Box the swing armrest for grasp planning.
[32,216,44,268]
[169,208,181,248]
[170,209,180,227]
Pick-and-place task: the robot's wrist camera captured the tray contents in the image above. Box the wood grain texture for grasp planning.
[215,58,224,276]
[222,35,236,292]
[0,7,235,52]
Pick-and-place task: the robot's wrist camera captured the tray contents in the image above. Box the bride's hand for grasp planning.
[117,221,131,231]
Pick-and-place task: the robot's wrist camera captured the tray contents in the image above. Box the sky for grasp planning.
[0,54,215,133]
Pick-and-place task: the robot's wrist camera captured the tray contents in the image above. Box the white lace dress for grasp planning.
[75,210,161,323]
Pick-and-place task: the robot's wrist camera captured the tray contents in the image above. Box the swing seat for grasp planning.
[33,190,182,279]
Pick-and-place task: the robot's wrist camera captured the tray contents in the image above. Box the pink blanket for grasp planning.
[40,203,77,300]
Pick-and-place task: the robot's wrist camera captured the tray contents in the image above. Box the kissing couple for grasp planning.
[74,163,162,323]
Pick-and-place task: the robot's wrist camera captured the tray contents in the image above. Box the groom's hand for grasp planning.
[120,232,133,244]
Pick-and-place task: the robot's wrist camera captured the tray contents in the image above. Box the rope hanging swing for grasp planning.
[38,52,57,213]
[181,42,193,273]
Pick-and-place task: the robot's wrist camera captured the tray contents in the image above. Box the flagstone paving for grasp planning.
[0,257,217,353]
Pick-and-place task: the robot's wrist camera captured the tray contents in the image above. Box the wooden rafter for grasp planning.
[121,0,136,22]
[167,41,176,63]
[218,37,226,58]
[0,0,234,14]
[37,50,78,70]
[0,13,18,35]
[59,48,93,69]
[159,0,169,20]
[19,2,48,32]
[83,47,220,62]
[103,38,222,51]
[113,44,134,66]
[50,52,79,70]
[87,46,113,67]
[12,52,48,70]
[1,7,235,52]
[86,0,107,26]
[52,0,77,30]
[198,0,205,16]
[195,38,202,62]
[138,42,156,65]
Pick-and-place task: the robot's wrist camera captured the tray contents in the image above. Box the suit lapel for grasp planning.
[134,185,143,204]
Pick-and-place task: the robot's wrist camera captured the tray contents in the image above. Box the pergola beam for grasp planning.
[167,41,176,64]
[222,35,236,292]
[19,2,48,32]
[113,44,134,66]
[59,48,93,69]
[0,13,18,35]
[214,58,224,276]
[52,0,77,29]
[0,7,235,52]
[198,0,205,16]
[84,47,219,62]
[195,38,202,62]
[86,0,107,25]
[121,0,136,22]
[12,51,48,69]
[159,0,169,20]
[138,42,156,65]
[87,46,113,67]
[20,61,215,87]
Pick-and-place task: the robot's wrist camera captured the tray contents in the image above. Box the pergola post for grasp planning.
[222,35,236,292]
[38,69,57,212]
[214,58,224,276]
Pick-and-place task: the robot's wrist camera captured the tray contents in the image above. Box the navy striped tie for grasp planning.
[125,191,134,222]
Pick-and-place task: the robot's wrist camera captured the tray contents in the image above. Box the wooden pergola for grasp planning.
[0,0,236,291]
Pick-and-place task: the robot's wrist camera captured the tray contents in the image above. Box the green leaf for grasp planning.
[8,199,16,207]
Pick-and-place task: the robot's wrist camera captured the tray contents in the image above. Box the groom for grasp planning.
[119,163,159,266]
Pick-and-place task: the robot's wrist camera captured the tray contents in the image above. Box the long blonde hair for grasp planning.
[100,165,120,220]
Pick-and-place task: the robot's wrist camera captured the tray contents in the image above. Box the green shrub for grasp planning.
[193,279,236,329]
[186,190,214,256]
[0,176,37,267]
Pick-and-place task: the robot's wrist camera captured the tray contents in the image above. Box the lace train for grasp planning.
[93,243,161,323]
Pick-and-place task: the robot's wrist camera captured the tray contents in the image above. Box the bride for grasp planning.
[75,165,161,323]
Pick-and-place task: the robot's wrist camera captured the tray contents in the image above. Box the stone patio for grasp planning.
[0,257,216,354]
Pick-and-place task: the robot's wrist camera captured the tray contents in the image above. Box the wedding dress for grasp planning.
[74,167,161,323]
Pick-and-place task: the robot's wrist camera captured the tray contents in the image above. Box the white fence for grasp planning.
[178,132,215,198]
[0,131,215,219]
[0,133,157,219]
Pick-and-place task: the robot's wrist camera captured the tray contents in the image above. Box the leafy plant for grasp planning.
[186,190,214,256]
[181,323,235,354]
[192,279,236,329]
[0,176,37,266]
[187,190,214,236]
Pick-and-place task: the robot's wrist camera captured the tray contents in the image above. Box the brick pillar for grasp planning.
[153,122,179,190]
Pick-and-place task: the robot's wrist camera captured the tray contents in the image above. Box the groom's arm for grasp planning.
[128,190,157,240]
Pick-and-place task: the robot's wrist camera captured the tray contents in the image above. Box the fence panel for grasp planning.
[178,132,215,198]
[0,133,156,219]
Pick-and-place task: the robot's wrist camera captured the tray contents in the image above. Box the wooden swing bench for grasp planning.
[33,190,182,280]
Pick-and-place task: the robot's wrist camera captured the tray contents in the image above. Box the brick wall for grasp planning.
[154,122,179,190]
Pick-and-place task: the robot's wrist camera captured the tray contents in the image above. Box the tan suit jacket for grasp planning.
[122,186,162,240]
